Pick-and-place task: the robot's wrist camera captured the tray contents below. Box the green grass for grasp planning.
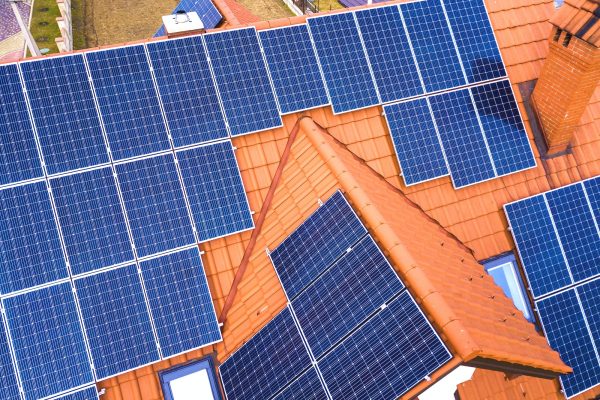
[28,0,62,55]
[317,0,344,11]
[70,0,86,50]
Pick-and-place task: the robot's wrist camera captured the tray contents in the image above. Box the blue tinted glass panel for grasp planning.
[319,292,451,400]
[140,248,221,358]
[0,318,20,400]
[308,13,379,113]
[577,278,600,352]
[259,25,329,114]
[429,88,494,188]
[155,0,222,36]
[584,176,600,220]
[75,265,159,379]
[471,80,535,176]
[0,64,42,185]
[177,141,253,241]
[384,99,448,185]
[4,283,93,400]
[203,28,282,136]
[51,168,134,275]
[505,196,571,298]
[272,367,328,400]
[270,190,368,299]
[536,290,600,398]
[147,36,228,147]
[400,0,465,92]
[292,235,404,357]
[443,0,506,82]
[0,182,67,294]
[116,154,195,257]
[355,5,423,102]
[21,55,108,174]
[547,184,600,282]
[219,307,311,400]
[50,386,99,400]
[86,46,170,160]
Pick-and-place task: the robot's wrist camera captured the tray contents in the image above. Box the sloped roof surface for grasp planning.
[551,0,600,46]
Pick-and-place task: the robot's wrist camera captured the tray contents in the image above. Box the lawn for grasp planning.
[28,0,62,54]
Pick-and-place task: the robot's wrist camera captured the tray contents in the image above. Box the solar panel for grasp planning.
[471,80,535,176]
[258,24,329,114]
[535,285,600,398]
[49,386,99,400]
[140,248,221,358]
[307,12,380,113]
[146,36,228,147]
[203,28,282,136]
[176,141,254,241]
[0,181,67,294]
[85,45,170,161]
[400,0,465,93]
[20,55,108,175]
[270,190,368,299]
[0,316,20,400]
[291,235,404,358]
[3,283,93,400]
[585,176,600,218]
[355,5,423,103]
[0,64,42,186]
[443,0,506,83]
[505,195,571,299]
[115,154,195,258]
[154,0,223,37]
[75,264,159,379]
[383,98,448,185]
[429,87,495,188]
[272,367,328,400]
[51,167,134,275]
[219,307,312,400]
[577,278,600,353]
[318,291,452,400]
[546,183,600,283]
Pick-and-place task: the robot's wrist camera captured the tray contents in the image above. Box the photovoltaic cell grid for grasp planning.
[48,386,99,400]
[155,0,223,37]
[384,79,535,188]
[221,190,452,400]
[0,315,20,400]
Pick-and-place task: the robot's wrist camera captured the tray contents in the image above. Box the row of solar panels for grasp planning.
[0,247,221,400]
[504,176,600,398]
[385,79,536,188]
[219,191,452,400]
[155,0,223,37]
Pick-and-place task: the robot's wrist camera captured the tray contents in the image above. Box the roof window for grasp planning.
[160,357,223,400]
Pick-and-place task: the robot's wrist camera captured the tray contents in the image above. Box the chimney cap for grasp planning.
[162,11,205,37]
[551,0,600,47]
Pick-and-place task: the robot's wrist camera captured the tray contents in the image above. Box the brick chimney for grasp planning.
[531,0,600,155]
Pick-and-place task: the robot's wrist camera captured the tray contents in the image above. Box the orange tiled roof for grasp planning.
[551,0,600,46]
[212,0,261,25]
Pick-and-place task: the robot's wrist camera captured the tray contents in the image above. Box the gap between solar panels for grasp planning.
[219,190,452,400]
[504,175,600,398]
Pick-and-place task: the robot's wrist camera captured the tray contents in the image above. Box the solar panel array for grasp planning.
[155,0,223,37]
[220,191,452,400]
[504,176,600,398]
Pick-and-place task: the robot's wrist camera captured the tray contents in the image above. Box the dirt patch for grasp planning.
[234,0,294,20]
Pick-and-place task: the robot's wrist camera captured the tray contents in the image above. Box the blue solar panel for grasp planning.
[116,154,195,258]
[471,80,535,176]
[4,283,93,400]
[272,367,328,400]
[292,235,404,358]
[536,288,600,398]
[546,184,600,283]
[140,248,221,358]
[219,307,311,400]
[0,64,42,186]
[49,386,99,400]
[51,167,134,275]
[318,291,451,400]
[203,28,282,136]
[583,176,600,223]
[177,141,253,241]
[86,45,170,160]
[270,190,368,299]
[258,25,329,114]
[578,278,600,352]
[400,0,465,93]
[307,12,379,113]
[443,0,506,83]
[75,264,159,379]
[429,88,495,188]
[0,316,20,400]
[146,36,228,147]
[20,55,108,174]
[355,5,423,103]
[384,98,448,185]
[155,0,222,37]
[0,182,67,294]
[505,195,571,298]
